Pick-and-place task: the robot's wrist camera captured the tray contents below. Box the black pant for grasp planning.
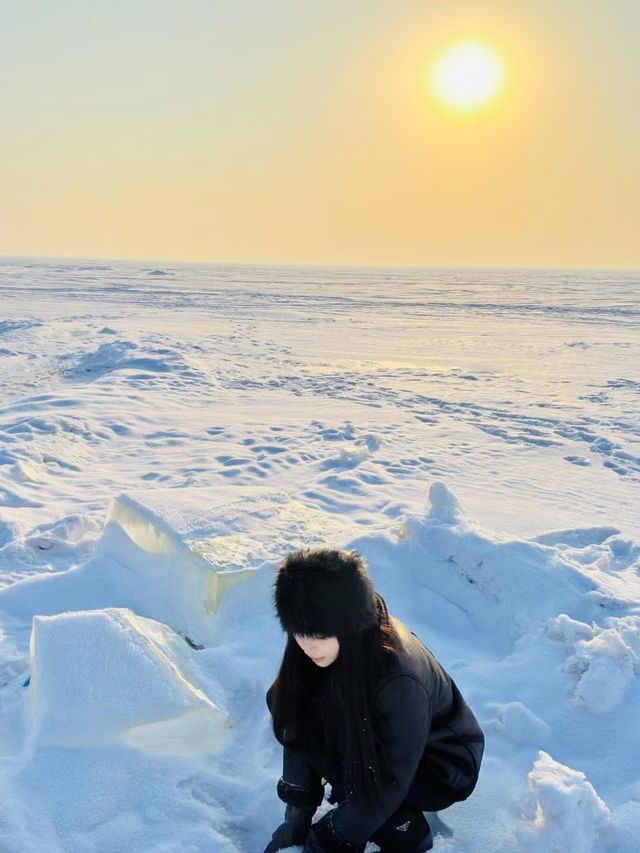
[284,746,457,846]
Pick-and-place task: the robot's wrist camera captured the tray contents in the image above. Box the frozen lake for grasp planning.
[0,258,638,852]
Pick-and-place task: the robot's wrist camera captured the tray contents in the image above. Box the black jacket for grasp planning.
[266,602,484,846]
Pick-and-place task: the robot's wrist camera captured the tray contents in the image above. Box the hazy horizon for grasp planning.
[2,253,640,274]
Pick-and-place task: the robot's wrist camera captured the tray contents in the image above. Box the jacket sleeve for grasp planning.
[329,675,432,846]
[276,744,325,809]
[266,685,325,810]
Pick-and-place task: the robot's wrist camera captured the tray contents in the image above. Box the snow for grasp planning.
[505,751,613,852]
[0,258,638,851]
[30,609,230,754]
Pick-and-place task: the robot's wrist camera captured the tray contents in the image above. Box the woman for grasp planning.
[264,547,484,853]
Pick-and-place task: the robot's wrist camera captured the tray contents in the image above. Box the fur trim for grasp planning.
[274,547,378,637]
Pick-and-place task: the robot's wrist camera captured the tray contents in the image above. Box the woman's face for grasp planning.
[294,633,340,667]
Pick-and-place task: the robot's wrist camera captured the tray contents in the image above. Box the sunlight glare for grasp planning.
[431,43,504,110]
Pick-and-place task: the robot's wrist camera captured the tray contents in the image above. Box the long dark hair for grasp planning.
[268,593,399,805]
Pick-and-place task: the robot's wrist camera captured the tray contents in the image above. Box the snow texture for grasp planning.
[0,259,638,852]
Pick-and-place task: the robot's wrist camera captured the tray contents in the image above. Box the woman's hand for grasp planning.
[263,804,315,853]
[302,813,366,853]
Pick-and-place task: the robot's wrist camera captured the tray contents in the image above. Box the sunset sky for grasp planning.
[1,0,639,268]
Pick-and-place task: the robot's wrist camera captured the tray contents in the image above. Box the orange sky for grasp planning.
[1,0,638,267]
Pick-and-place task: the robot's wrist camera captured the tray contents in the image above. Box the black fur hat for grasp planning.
[274,547,378,638]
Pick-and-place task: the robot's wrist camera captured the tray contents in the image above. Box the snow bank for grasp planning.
[0,487,283,646]
[0,484,366,647]
[547,613,640,713]
[397,482,639,644]
[59,339,205,383]
[29,608,230,755]
[506,751,612,852]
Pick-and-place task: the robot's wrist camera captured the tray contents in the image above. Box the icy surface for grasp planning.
[0,259,638,851]
[30,608,230,753]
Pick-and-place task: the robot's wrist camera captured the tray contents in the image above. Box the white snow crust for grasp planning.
[0,259,638,851]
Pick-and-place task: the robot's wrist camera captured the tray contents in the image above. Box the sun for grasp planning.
[431,43,504,110]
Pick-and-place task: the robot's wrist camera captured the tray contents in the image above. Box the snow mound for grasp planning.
[546,613,594,643]
[0,488,282,645]
[102,489,263,611]
[0,485,359,646]
[0,517,21,549]
[0,320,42,335]
[24,512,102,558]
[533,527,619,547]
[425,480,464,525]
[30,608,230,755]
[548,613,640,712]
[508,751,612,852]
[484,701,552,747]
[58,339,204,382]
[397,481,639,642]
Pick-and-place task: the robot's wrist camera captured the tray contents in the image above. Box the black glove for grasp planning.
[302,811,366,853]
[264,804,316,853]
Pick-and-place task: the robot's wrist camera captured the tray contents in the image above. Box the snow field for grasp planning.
[0,260,638,850]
